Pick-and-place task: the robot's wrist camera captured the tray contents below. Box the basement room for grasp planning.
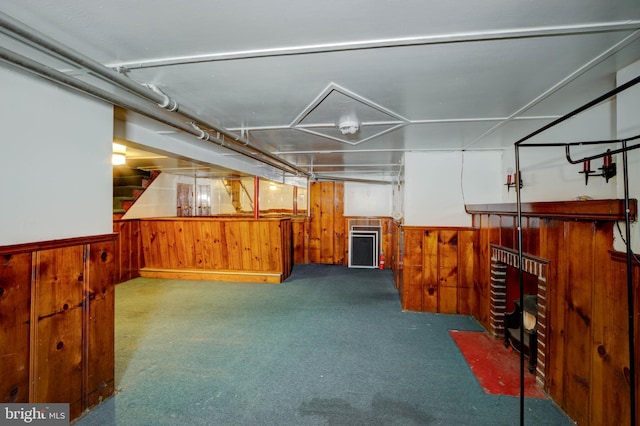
[1,2,640,425]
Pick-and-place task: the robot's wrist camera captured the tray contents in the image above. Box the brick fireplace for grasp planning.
[489,244,549,386]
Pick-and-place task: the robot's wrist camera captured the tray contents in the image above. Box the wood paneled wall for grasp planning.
[308,181,394,267]
[400,227,476,314]
[0,234,117,421]
[138,217,293,283]
[292,216,310,265]
[468,200,639,426]
[309,182,345,264]
[113,219,141,283]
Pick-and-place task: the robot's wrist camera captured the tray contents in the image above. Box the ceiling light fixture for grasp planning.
[338,119,359,136]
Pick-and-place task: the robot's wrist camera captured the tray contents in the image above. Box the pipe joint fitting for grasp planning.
[190,122,209,141]
[145,83,179,111]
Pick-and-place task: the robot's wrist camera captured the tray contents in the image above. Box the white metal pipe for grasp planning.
[109,21,640,69]
[0,45,306,177]
[0,11,310,178]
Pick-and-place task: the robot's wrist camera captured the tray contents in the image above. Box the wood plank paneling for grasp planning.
[138,218,293,283]
[283,220,293,280]
[0,235,116,422]
[562,222,594,425]
[0,253,31,403]
[591,224,629,426]
[541,219,567,402]
[35,247,85,319]
[475,215,491,325]
[400,227,475,314]
[422,230,439,312]
[32,246,85,415]
[309,184,322,264]
[33,309,84,417]
[458,230,476,315]
[189,220,204,269]
[269,220,283,272]
[439,230,459,313]
[163,221,179,269]
[239,221,254,269]
[173,221,189,268]
[403,229,423,269]
[259,221,272,271]
[308,182,347,265]
[500,216,516,250]
[523,217,541,257]
[210,222,225,270]
[334,183,346,265]
[402,266,422,311]
[320,182,335,264]
[470,200,639,426]
[87,241,116,407]
[292,217,309,264]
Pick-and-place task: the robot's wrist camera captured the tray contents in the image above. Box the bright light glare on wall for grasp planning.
[112,143,127,165]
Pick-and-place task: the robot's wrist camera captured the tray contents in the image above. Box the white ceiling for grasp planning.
[2,0,640,182]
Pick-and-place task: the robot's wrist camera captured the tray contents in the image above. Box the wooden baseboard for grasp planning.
[139,267,283,284]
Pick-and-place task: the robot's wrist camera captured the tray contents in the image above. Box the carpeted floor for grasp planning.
[73,264,573,425]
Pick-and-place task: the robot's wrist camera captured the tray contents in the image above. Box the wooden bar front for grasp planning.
[138,217,293,283]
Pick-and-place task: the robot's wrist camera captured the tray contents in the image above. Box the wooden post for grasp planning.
[293,186,298,215]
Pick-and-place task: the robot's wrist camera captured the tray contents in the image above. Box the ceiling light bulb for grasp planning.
[112,142,127,165]
[112,153,126,165]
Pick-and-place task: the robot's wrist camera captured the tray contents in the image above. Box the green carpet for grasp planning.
[73,264,573,425]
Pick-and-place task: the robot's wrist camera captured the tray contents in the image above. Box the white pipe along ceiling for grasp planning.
[0,1,639,183]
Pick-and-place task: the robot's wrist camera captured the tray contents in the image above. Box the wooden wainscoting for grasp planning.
[113,219,142,283]
[0,234,117,421]
[467,199,638,426]
[138,217,293,283]
[400,227,476,314]
[291,215,310,264]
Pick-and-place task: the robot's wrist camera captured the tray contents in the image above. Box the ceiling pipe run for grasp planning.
[312,174,392,185]
[108,21,640,69]
[0,11,310,179]
[0,45,309,177]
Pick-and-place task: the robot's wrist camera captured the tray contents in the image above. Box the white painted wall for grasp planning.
[614,60,640,253]
[403,151,502,226]
[344,182,392,217]
[492,60,640,253]
[0,65,113,245]
[502,101,617,203]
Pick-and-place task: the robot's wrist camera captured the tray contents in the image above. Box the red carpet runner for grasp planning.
[449,330,546,399]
